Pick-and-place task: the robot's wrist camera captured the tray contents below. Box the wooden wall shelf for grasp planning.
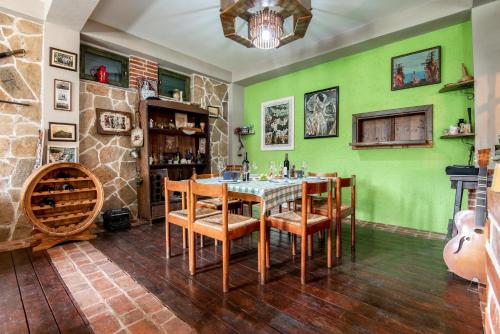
[439,80,474,93]
[351,105,433,149]
[440,133,475,139]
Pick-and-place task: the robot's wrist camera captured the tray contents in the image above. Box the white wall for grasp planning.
[472,1,500,152]
[42,21,80,154]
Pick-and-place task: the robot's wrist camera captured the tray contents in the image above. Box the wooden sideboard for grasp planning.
[485,189,499,332]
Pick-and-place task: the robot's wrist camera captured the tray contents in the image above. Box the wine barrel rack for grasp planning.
[22,162,104,251]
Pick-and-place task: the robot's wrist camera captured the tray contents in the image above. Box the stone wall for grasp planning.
[191,74,229,172]
[79,81,139,219]
[0,11,42,241]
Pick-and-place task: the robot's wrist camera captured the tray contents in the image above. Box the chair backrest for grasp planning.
[164,179,188,213]
[226,165,243,172]
[308,172,337,178]
[189,180,230,233]
[191,171,217,180]
[301,180,333,222]
[335,175,356,210]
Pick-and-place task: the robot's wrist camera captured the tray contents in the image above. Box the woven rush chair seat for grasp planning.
[197,198,241,210]
[170,207,220,220]
[313,203,352,217]
[268,211,330,227]
[194,213,259,232]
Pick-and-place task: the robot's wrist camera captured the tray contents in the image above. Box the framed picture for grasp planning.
[391,46,441,91]
[304,86,339,139]
[207,106,220,118]
[48,122,77,142]
[261,96,294,151]
[175,113,188,128]
[49,47,77,71]
[96,108,132,135]
[137,77,158,100]
[53,79,72,111]
[47,146,78,163]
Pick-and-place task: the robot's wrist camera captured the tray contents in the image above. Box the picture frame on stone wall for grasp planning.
[47,146,78,163]
[48,122,77,142]
[49,47,77,71]
[95,108,132,136]
[261,96,294,151]
[208,106,220,118]
[53,79,72,111]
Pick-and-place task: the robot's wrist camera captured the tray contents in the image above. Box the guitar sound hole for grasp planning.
[474,229,484,234]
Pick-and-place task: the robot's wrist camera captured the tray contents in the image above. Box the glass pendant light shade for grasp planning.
[249,8,284,49]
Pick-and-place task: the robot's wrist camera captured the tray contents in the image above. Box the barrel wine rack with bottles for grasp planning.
[22,162,104,251]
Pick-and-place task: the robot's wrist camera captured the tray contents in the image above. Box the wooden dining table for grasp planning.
[196,177,328,284]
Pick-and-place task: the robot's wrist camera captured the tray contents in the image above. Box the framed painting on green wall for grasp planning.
[304,86,339,138]
[261,96,294,151]
[391,46,441,91]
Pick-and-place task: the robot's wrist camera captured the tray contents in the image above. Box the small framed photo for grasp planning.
[208,106,220,118]
[175,113,188,128]
[54,79,72,111]
[47,146,78,163]
[96,109,132,135]
[48,122,77,142]
[49,47,77,71]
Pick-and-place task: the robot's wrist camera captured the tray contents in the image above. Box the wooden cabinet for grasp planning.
[137,100,210,221]
[350,105,433,149]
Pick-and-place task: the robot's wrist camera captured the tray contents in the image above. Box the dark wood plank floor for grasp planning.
[0,249,92,334]
[92,223,483,334]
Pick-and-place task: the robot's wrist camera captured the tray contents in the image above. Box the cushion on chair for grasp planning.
[170,207,220,220]
[268,210,329,226]
[197,198,241,209]
[194,213,259,231]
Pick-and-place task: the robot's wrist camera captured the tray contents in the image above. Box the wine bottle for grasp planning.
[283,153,290,178]
[242,152,250,181]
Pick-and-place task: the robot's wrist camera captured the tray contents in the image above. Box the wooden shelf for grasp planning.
[440,133,475,139]
[150,163,205,169]
[39,177,92,184]
[31,187,97,197]
[144,99,208,115]
[38,211,91,223]
[149,128,207,137]
[350,140,428,148]
[32,199,97,211]
[439,80,474,93]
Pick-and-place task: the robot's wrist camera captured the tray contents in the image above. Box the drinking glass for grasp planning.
[269,161,276,177]
[251,161,258,174]
[217,160,225,177]
[301,161,308,176]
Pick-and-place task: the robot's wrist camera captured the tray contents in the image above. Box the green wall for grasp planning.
[243,22,473,233]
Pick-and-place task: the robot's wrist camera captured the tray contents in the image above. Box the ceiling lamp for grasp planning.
[220,0,312,50]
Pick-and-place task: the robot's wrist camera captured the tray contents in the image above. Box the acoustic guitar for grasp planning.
[443,148,490,284]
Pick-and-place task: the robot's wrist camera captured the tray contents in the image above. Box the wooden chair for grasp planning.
[226,165,243,171]
[191,172,243,214]
[313,175,356,258]
[164,179,219,258]
[188,181,260,292]
[266,180,333,284]
[292,172,337,256]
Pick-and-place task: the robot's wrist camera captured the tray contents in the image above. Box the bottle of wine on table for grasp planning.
[242,152,250,181]
[283,153,290,178]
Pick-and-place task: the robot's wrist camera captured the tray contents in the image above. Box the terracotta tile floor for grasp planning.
[47,242,194,334]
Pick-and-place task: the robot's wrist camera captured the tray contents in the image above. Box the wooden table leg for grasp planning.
[260,208,267,285]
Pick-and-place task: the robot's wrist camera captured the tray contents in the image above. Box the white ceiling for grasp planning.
[90,0,438,73]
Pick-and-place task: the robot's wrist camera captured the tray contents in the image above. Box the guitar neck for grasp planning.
[475,167,488,226]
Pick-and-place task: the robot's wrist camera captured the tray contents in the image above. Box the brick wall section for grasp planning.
[485,190,500,333]
[128,56,158,89]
